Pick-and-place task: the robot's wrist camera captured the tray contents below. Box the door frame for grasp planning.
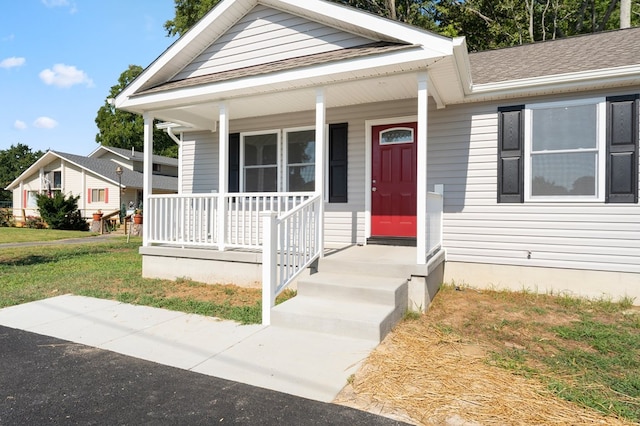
[364,115,417,240]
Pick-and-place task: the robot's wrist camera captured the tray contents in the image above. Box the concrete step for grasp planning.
[271,296,402,342]
[317,256,419,279]
[297,272,407,306]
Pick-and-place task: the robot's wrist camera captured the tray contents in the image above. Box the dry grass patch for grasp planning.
[336,285,639,425]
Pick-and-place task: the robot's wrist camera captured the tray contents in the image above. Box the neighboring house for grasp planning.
[6,147,178,220]
[114,0,640,312]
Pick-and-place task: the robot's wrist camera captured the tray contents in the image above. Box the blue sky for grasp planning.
[1,0,178,155]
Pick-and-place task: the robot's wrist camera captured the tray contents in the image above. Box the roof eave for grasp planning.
[117,48,442,114]
[463,65,640,103]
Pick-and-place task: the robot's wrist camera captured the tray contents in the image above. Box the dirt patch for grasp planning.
[162,283,261,307]
[334,286,638,425]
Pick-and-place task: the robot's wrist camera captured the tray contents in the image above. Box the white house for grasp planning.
[6,146,178,221]
[114,0,640,333]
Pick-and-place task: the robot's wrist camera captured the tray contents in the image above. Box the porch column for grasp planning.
[217,102,229,251]
[315,88,326,256]
[142,112,153,247]
[416,72,429,265]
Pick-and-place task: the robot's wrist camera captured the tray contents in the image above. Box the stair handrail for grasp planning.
[261,194,322,325]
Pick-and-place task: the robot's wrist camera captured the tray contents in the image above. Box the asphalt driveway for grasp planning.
[0,326,408,425]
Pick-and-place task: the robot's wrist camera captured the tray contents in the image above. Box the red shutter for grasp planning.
[105,188,109,204]
[87,188,92,204]
[23,190,27,208]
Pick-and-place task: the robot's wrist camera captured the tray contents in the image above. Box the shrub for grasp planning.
[25,215,46,229]
[35,192,89,231]
[0,208,13,227]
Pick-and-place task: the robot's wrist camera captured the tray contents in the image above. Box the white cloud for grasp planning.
[42,0,69,7]
[33,117,58,129]
[42,0,77,13]
[14,120,27,130]
[0,57,26,69]
[39,63,93,88]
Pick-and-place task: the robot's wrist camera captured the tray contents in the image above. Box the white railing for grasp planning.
[224,192,313,248]
[148,194,219,246]
[262,194,322,325]
[147,192,313,248]
[426,185,444,260]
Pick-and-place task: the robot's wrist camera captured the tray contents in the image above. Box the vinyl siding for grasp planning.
[429,90,640,274]
[173,5,375,81]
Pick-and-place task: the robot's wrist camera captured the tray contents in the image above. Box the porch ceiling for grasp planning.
[151,71,427,131]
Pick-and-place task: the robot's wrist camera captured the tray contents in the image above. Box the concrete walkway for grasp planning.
[0,294,378,403]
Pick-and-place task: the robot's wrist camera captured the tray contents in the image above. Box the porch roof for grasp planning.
[134,42,415,97]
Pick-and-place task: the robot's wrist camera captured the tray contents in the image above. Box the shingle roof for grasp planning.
[53,151,178,192]
[134,42,414,96]
[469,27,640,85]
[96,146,178,167]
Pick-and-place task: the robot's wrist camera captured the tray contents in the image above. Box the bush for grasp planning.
[36,192,89,231]
[0,208,13,227]
[25,215,46,229]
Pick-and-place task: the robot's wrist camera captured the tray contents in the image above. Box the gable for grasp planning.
[172,5,379,81]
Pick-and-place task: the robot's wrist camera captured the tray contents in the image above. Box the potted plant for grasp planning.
[92,210,103,221]
[133,208,143,224]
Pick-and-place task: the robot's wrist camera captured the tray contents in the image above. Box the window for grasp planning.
[497,95,638,204]
[525,98,605,201]
[379,127,414,144]
[242,132,279,192]
[52,171,61,189]
[26,191,38,208]
[286,129,315,192]
[231,123,348,200]
[91,189,106,202]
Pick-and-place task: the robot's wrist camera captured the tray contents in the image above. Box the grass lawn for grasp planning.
[0,236,294,324]
[341,285,640,425]
[0,227,96,244]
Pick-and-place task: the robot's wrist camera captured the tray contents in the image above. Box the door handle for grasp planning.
[372,187,377,192]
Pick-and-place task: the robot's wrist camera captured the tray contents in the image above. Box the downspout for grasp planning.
[166,126,183,195]
[166,127,181,146]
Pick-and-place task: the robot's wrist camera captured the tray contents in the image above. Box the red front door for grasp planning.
[371,122,417,238]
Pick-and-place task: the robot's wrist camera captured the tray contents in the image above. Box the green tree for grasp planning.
[35,192,88,231]
[164,0,223,37]
[95,65,178,158]
[435,0,640,51]
[0,144,44,203]
[163,0,437,36]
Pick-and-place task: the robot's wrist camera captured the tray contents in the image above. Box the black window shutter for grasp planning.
[606,95,638,204]
[497,105,524,203]
[228,133,240,193]
[328,123,348,203]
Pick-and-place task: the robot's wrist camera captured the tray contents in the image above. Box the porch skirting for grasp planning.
[139,246,264,287]
[444,261,640,305]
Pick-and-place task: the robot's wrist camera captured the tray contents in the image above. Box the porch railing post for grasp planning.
[261,211,277,325]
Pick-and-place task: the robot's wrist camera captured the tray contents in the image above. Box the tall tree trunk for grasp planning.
[597,0,619,31]
[542,0,551,40]
[621,0,631,28]
[386,0,397,20]
[575,0,589,31]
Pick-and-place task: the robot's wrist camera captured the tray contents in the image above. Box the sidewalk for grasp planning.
[1,324,407,425]
[0,294,378,403]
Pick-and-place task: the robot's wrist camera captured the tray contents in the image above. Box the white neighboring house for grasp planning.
[6,146,178,222]
[113,0,640,309]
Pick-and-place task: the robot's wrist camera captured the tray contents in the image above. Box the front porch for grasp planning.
[140,189,444,329]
